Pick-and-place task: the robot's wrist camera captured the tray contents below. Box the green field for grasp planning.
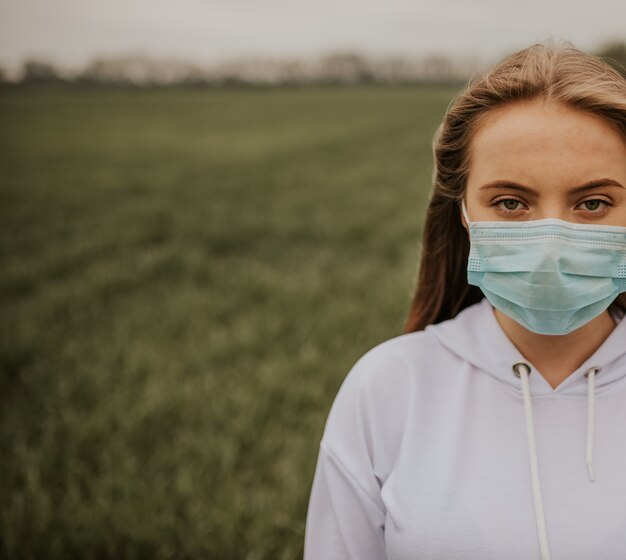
[0,85,456,559]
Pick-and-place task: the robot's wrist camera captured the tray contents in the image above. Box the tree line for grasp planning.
[2,42,624,87]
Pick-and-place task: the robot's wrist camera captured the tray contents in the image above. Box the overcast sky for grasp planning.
[1,0,624,71]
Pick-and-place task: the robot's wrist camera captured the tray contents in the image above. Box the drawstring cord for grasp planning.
[513,362,552,560]
[585,367,600,482]
[512,362,601,560]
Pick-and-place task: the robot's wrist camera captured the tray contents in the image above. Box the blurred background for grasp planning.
[0,1,624,558]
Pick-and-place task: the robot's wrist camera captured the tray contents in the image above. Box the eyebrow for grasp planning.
[479,178,625,195]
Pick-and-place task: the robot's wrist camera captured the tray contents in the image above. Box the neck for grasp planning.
[493,308,617,389]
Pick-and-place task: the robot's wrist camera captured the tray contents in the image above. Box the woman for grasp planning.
[304,42,626,560]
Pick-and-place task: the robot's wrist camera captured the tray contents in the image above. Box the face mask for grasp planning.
[461,200,626,335]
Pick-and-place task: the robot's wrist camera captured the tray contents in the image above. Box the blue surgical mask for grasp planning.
[461,200,626,335]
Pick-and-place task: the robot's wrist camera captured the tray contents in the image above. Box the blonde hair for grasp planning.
[404,41,626,332]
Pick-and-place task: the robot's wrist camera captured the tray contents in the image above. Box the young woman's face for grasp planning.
[463,99,626,226]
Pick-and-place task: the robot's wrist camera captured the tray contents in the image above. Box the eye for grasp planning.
[576,198,610,213]
[494,198,524,212]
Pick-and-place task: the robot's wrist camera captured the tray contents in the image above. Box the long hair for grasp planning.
[404,41,626,333]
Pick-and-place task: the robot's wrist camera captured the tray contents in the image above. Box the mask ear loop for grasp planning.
[461,199,471,225]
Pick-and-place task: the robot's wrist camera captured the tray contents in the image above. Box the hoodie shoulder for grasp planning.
[344,299,492,393]
[334,328,440,403]
[352,329,439,379]
[319,330,440,483]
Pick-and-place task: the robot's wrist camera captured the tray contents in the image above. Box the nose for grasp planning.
[533,203,572,222]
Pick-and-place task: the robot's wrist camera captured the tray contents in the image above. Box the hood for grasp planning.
[426,297,626,398]
[425,297,626,560]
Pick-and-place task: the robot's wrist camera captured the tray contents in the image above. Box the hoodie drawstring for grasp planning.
[512,362,600,560]
[585,366,600,482]
[513,362,551,560]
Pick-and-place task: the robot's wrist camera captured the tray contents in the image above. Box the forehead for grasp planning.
[467,99,626,186]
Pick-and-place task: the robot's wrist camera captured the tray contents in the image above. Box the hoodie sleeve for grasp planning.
[304,344,412,560]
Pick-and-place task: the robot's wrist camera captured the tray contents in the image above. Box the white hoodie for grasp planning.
[304,298,626,560]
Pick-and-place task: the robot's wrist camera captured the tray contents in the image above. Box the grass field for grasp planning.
[0,84,456,559]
